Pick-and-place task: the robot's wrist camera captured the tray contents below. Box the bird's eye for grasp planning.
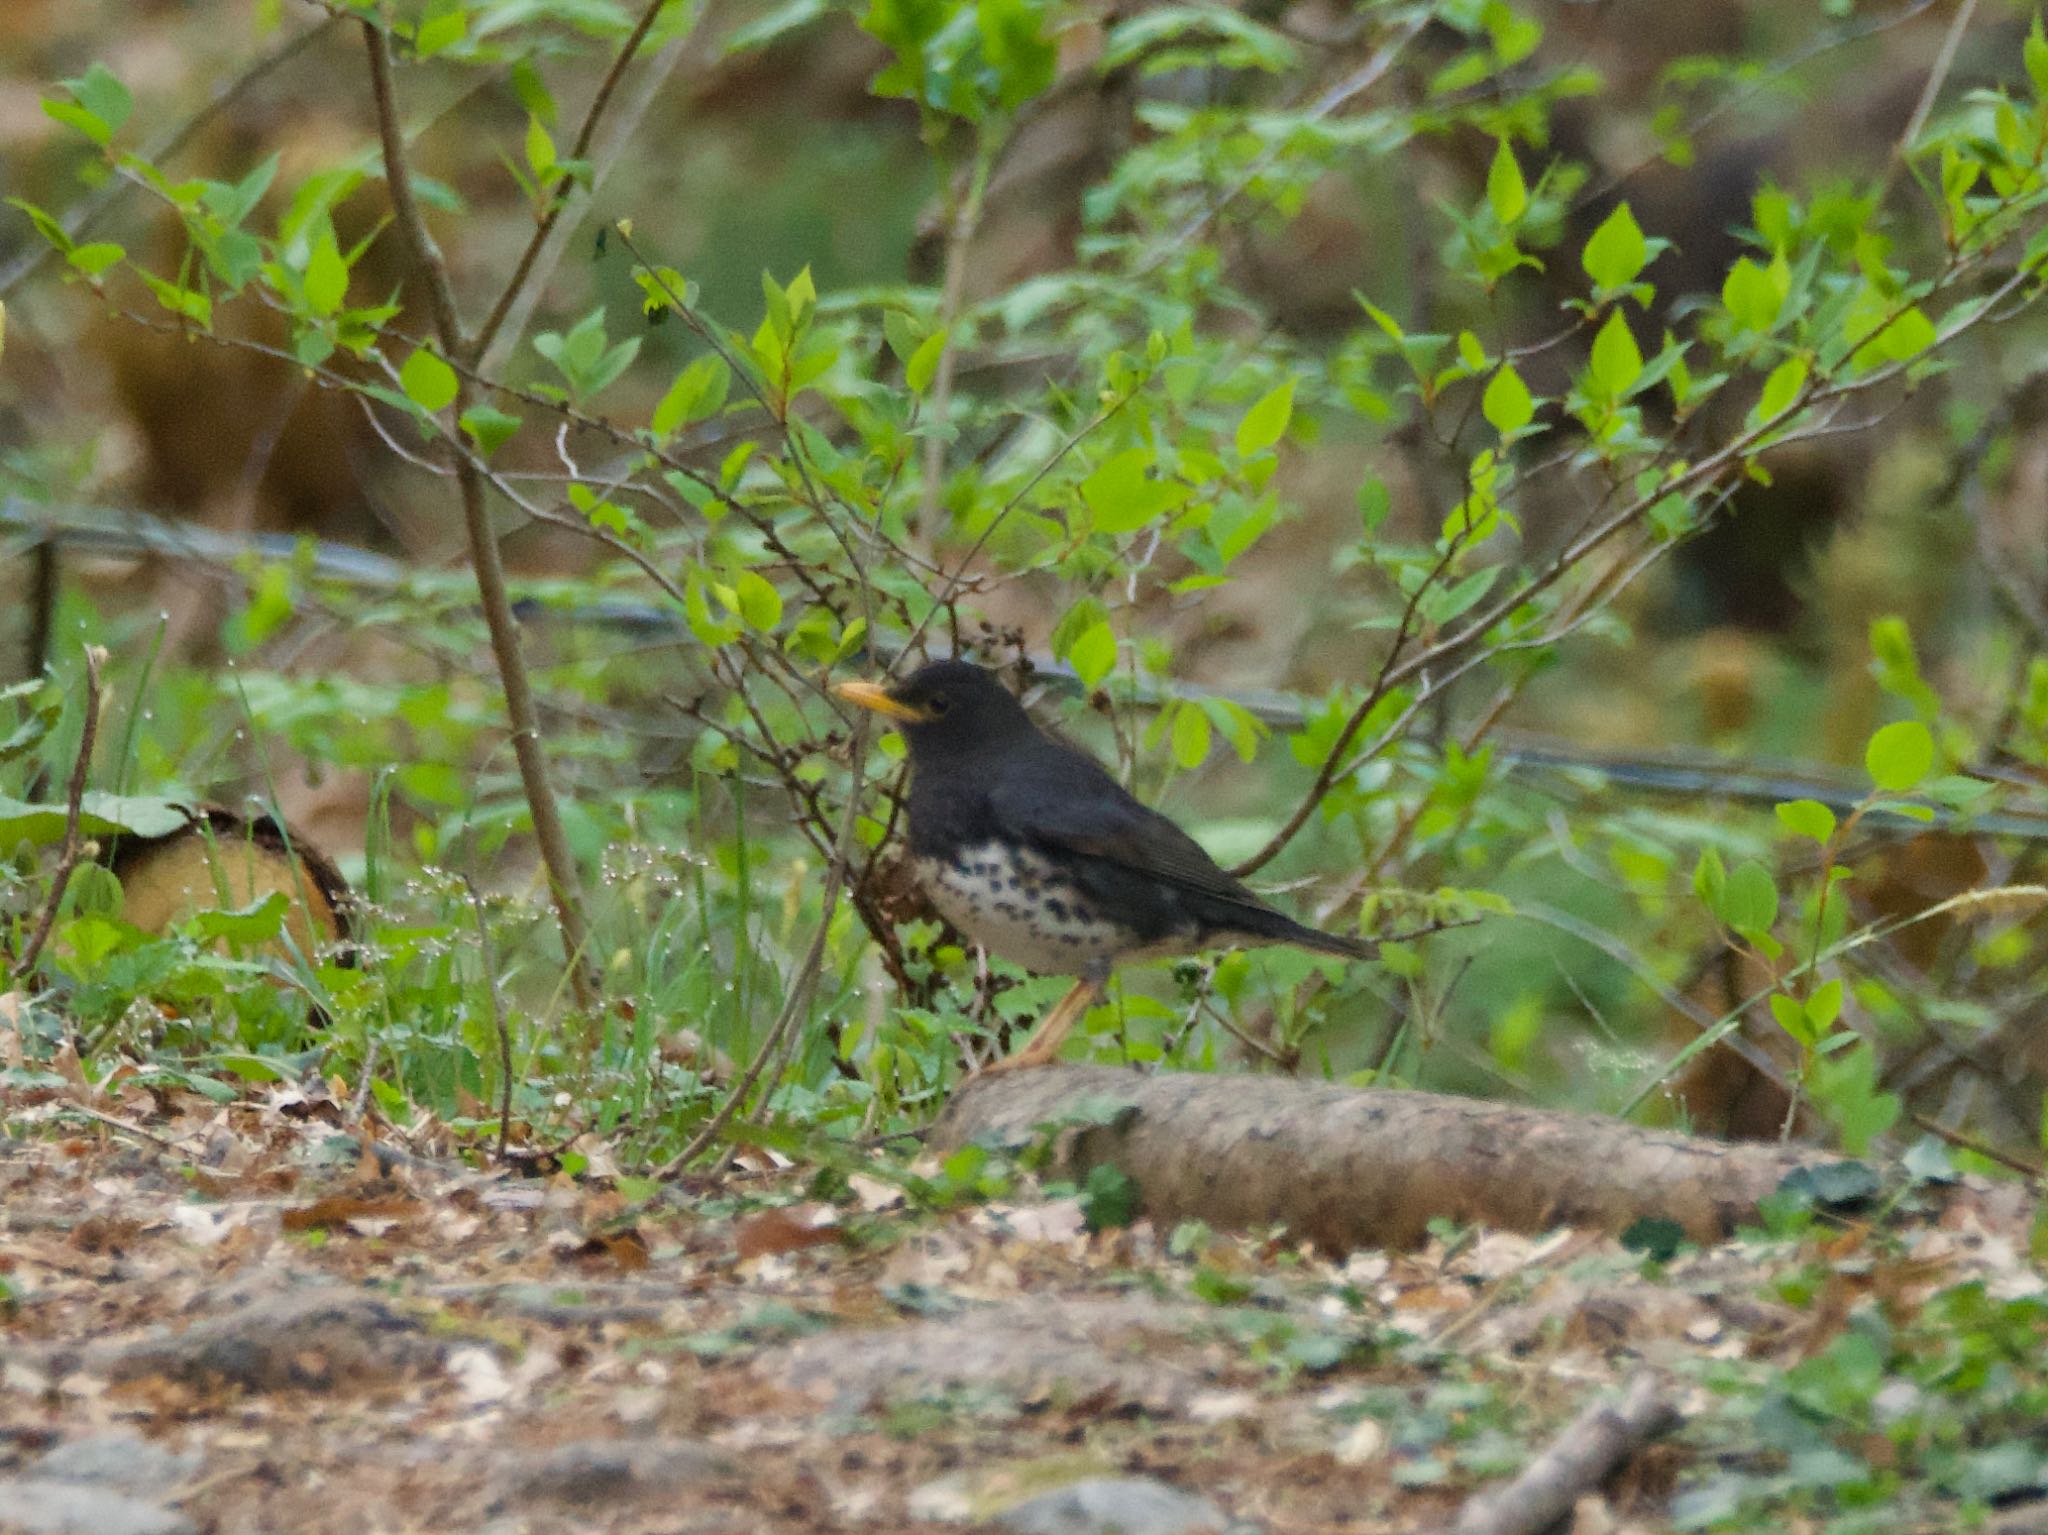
[927,694,951,715]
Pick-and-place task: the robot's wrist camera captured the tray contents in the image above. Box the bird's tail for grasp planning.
[1290,923,1377,961]
[1210,898,1380,960]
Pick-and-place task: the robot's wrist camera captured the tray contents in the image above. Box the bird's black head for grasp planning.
[835,660,1036,759]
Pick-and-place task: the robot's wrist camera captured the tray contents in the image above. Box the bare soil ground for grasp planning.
[1,1077,2038,1534]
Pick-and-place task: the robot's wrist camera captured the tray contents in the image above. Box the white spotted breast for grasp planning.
[913,841,1141,974]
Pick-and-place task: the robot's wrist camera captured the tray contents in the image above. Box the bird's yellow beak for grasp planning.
[834,679,933,723]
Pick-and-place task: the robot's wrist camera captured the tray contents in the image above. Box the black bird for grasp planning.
[836,660,1375,1071]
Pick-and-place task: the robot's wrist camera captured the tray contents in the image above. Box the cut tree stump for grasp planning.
[931,1066,1858,1249]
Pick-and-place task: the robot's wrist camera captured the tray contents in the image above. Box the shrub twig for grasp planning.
[0,16,341,300]
[12,645,103,982]
[463,876,516,1161]
[361,15,598,1014]
[469,0,680,366]
[655,711,875,1175]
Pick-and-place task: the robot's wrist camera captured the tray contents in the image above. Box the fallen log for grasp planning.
[930,1067,1856,1249]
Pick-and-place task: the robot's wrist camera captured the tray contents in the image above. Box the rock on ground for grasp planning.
[987,1476,1243,1535]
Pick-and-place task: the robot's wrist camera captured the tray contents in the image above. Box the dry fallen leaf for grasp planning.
[0,991,26,1066]
[280,1195,424,1233]
[979,1197,1086,1245]
[735,1204,845,1261]
[1334,1417,1387,1466]
[846,1172,904,1213]
[447,1344,512,1405]
[1187,1389,1259,1424]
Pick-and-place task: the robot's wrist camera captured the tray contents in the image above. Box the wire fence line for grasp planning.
[9,495,2048,838]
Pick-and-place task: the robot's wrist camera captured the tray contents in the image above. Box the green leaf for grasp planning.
[535,307,634,396]
[1769,991,1815,1047]
[1051,597,1110,663]
[1486,139,1528,225]
[1081,448,1190,534]
[59,63,132,144]
[460,404,521,456]
[1621,1216,1685,1261]
[66,242,124,278]
[1068,619,1117,689]
[1486,4,1543,63]
[1753,356,1807,423]
[882,308,922,363]
[651,355,730,437]
[8,197,73,256]
[1721,255,1784,332]
[1809,1042,1899,1155]
[58,915,126,975]
[1866,719,1934,792]
[1080,1163,1140,1231]
[0,793,191,846]
[631,262,695,320]
[1692,846,1726,909]
[1877,305,1936,364]
[1807,978,1844,1033]
[977,0,1058,110]
[303,230,348,317]
[1721,860,1779,935]
[400,347,459,413]
[785,265,816,326]
[584,337,640,396]
[202,154,279,230]
[415,7,468,56]
[1100,6,1297,75]
[1869,614,1939,716]
[188,891,290,946]
[1169,701,1211,769]
[2029,14,2048,99]
[906,329,947,395]
[1481,363,1533,434]
[0,692,55,765]
[733,569,783,630]
[43,97,112,148]
[1234,379,1296,457]
[140,272,211,327]
[684,571,741,648]
[525,114,557,183]
[1775,798,1836,844]
[1202,697,1266,762]
[213,1052,288,1084]
[1587,310,1642,397]
[1582,202,1648,290]
[727,0,828,52]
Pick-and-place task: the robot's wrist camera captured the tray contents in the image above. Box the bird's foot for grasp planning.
[976,1043,1059,1076]
[974,975,1103,1076]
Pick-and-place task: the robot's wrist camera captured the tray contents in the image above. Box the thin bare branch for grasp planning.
[914,144,994,532]
[13,646,104,981]
[464,877,517,1161]
[1881,0,1979,197]
[1449,1373,1680,1535]
[471,0,684,365]
[361,16,598,1013]
[657,712,875,1174]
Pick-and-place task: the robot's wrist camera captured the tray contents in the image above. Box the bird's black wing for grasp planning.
[995,741,1272,911]
[992,733,1369,958]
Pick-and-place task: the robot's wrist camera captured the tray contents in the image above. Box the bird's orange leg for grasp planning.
[981,975,1104,1074]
